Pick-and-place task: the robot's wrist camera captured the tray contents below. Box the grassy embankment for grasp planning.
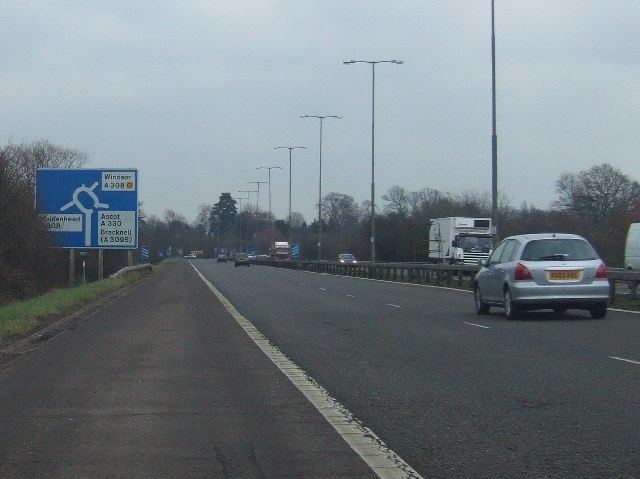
[0,271,149,345]
[612,295,640,312]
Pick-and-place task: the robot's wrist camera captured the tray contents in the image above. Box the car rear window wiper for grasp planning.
[536,254,569,261]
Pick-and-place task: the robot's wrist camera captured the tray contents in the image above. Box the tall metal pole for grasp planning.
[246,181,267,212]
[370,62,376,263]
[491,0,499,242]
[318,117,323,261]
[343,59,403,263]
[274,146,307,245]
[300,116,340,262]
[288,149,292,224]
[257,166,283,220]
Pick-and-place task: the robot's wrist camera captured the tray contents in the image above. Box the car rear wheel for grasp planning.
[589,303,607,319]
[503,288,520,320]
[474,285,490,314]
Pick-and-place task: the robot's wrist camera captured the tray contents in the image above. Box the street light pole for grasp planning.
[491,0,498,242]
[343,59,403,263]
[246,181,267,212]
[256,166,283,219]
[232,196,242,253]
[300,115,341,261]
[274,146,307,232]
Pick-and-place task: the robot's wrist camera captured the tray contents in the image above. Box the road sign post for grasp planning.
[98,248,104,280]
[68,249,75,287]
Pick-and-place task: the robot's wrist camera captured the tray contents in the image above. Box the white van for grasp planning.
[624,223,640,270]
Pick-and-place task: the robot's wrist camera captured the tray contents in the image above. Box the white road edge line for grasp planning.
[463,321,491,329]
[608,307,640,315]
[608,356,640,366]
[387,304,401,308]
[189,261,423,479]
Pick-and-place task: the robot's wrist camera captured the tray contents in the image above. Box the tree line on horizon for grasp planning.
[2,137,639,304]
[145,162,639,267]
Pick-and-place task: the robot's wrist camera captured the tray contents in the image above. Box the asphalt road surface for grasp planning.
[0,261,375,478]
[191,259,640,479]
[2,259,639,478]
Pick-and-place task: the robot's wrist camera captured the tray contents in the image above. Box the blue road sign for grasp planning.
[141,246,150,260]
[177,248,183,256]
[36,169,138,249]
[158,249,164,258]
[248,246,257,256]
[291,244,300,258]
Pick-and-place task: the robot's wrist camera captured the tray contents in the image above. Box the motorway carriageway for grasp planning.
[192,259,640,479]
[1,259,639,478]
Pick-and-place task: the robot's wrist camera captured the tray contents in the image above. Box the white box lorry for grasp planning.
[428,217,493,265]
[624,223,640,270]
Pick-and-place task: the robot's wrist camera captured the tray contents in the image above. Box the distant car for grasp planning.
[216,254,227,263]
[473,233,609,319]
[338,253,357,264]
[234,252,251,267]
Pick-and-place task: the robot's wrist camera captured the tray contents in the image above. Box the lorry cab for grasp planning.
[625,223,640,270]
[429,217,493,265]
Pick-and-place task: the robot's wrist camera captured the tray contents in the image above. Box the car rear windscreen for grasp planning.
[520,239,598,261]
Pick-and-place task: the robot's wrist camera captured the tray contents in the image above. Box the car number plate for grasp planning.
[548,270,580,280]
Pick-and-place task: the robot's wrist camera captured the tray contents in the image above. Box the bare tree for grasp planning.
[554,164,640,222]
[382,185,410,216]
[289,212,305,229]
[195,203,214,234]
[3,139,87,188]
[321,193,360,227]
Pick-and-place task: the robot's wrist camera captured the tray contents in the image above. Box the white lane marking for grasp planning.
[271,267,473,293]
[347,294,355,298]
[301,283,306,286]
[608,356,640,365]
[319,287,327,291]
[189,261,423,479]
[387,304,401,308]
[463,321,491,329]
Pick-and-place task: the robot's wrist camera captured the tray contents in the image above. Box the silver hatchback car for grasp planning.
[473,233,610,319]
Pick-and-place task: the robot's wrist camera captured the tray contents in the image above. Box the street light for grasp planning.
[256,166,283,219]
[274,146,307,242]
[491,0,498,242]
[246,181,267,212]
[238,189,255,212]
[343,59,403,263]
[300,115,341,261]
[232,196,243,252]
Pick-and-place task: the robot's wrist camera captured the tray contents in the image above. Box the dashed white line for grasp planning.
[347,294,355,298]
[387,303,401,308]
[189,261,423,479]
[463,321,491,329]
[300,283,306,286]
[319,287,327,291]
[608,356,640,366]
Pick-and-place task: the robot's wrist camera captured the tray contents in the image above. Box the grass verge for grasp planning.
[0,271,149,345]
[612,295,640,312]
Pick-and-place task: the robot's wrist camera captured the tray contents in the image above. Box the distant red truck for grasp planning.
[270,241,291,260]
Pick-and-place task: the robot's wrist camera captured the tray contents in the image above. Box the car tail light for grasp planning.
[595,262,608,279]
[514,263,533,281]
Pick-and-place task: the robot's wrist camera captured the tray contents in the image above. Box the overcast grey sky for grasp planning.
[2,1,639,222]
